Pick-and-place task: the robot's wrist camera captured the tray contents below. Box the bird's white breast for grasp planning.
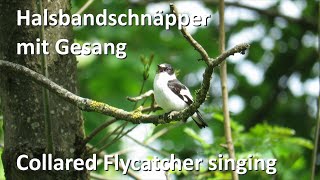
[153,73,188,112]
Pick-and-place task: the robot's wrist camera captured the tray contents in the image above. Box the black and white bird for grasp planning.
[153,63,208,129]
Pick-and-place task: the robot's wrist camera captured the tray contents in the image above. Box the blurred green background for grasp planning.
[0,0,319,179]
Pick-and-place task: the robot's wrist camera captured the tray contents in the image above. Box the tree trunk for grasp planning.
[0,0,86,179]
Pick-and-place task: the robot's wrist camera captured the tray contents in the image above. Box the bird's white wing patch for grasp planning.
[180,88,193,101]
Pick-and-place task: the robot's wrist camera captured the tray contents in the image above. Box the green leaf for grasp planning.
[212,114,244,133]
[184,127,210,149]
[286,137,314,150]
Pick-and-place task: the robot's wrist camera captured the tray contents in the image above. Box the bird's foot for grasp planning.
[167,111,179,119]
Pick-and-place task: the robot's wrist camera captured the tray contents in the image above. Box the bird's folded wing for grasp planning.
[167,79,193,105]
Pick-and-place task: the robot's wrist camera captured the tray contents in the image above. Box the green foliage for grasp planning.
[184,128,210,150]
[140,54,154,81]
[69,0,318,179]
[184,116,313,179]
[0,149,4,180]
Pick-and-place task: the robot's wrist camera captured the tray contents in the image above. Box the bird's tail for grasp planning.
[192,111,208,129]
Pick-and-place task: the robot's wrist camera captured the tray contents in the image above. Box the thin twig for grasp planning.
[144,124,180,145]
[170,3,211,66]
[83,118,118,144]
[93,125,136,154]
[90,122,127,153]
[90,173,110,180]
[127,90,154,102]
[211,43,249,67]
[98,122,127,145]
[36,0,53,154]
[125,135,170,156]
[218,1,238,180]
[141,104,161,113]
[165,171,171,180]
[110,148,134,157]
[133,79,146,109]
[132,0,316,31]
[133,80,146,109]
[217,0,317,31]
[311,6,320,179]
[76,0,95,15]
[100,121,129,152]
[133,54,153,109]
[84,104,161,146]
[108,125,137,146]
[311,91,320,180]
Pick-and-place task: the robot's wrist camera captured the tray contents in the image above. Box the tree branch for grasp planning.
[218,1,238,179]
[131,0,317,31]
[127,90,154,102]
[125,135,170,157]
[76,0,96,15]
[37,0,53,154]
[211,43,249,66]
[144,123,180,144]
[0,41,248,124]
[311,92,320,180]
[89,122,127,153]
[92,125,136,154]
[170,3,211,66]
[83,118,118,145]
[215,0,317,31]
[83,104,161,146]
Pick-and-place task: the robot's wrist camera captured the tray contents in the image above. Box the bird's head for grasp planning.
[157,63,175,75]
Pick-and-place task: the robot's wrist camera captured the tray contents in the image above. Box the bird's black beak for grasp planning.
[157,64,163,73]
